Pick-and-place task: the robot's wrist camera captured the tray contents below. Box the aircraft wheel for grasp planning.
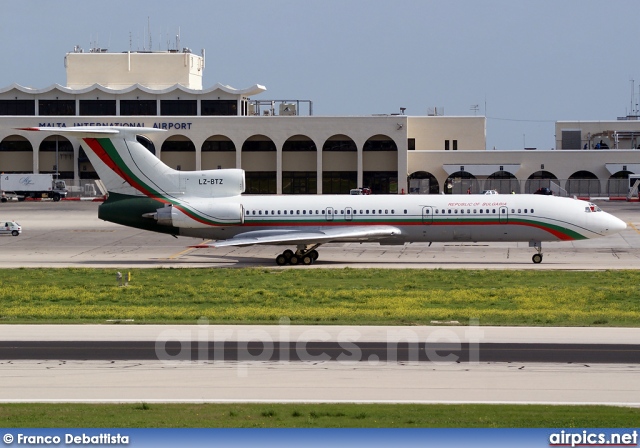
[301,255,313,265]
[532,254,543,264]
[309,250,319,261]
[283,249,294,260]
[289,255,299,265]
[276,254,288,266]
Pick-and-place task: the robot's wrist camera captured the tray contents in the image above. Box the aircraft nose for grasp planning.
[605,214,627,234]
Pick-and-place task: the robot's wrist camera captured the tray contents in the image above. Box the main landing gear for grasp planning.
[275,244,321,266]
[530,241,543,264]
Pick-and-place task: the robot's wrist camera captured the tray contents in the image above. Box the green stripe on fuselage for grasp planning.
[98,192,180,235]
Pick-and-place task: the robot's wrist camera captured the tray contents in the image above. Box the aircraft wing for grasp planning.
[190,225,402,248]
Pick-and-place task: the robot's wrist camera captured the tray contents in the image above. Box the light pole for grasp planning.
[55,136,59,179]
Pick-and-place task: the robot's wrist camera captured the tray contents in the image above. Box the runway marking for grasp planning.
[628,222,640,235]
[166,240,212,260]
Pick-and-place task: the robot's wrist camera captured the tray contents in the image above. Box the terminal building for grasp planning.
[1,46,640,198]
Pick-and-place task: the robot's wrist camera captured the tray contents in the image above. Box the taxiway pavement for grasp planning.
[0,200,639,269]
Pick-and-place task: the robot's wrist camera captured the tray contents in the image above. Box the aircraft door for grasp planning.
[499,206,508,224]
[325,207,334,221]
[422,206,433,224]
[345,207,353,221]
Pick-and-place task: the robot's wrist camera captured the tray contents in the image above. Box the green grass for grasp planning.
[0,403,638,427]
[0,268,639,326]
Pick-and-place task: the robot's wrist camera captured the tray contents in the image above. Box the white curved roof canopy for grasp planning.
[0,82,266,97]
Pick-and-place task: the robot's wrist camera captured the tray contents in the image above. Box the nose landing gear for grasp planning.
[275,244,321,266]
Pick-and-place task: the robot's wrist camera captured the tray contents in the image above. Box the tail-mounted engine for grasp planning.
[143,201,244,228]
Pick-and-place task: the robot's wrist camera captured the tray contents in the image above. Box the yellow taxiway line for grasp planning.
[166,240,212,260]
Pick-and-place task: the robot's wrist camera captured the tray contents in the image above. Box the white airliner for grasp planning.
[22,127,627,265]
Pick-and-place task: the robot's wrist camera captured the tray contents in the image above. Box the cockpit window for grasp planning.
[585,203,602,213]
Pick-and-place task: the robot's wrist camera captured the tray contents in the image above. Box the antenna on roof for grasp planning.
[148,17,152,51]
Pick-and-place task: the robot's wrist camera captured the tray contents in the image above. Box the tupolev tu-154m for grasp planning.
[21,127,627,265]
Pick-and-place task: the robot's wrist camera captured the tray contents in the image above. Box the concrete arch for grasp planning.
[525,170,558,194]
[608,170,634,197]
[242,135,277,193]
[445,171,479,194]
[363,134,398,151]
[160,134,196,171]
[567,170,600,197]
[202,135,236,170]
[282,135,317,194]
[39,135,73,178]
[0,135,33,173]
[409,171,440,194]
[485,170,519,194]
[322,135,357,193]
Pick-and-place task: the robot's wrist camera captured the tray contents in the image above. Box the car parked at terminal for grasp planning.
[0,221,21,236]
[533,187,553,195]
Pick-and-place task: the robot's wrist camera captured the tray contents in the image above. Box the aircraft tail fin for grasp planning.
[19,127,245,203]
[20,127,175,199]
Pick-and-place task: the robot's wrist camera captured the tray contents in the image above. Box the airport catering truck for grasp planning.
[0,174,67,202]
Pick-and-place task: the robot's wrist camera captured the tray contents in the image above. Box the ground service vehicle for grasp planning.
[0,221,21,236]
[0,174,67,201]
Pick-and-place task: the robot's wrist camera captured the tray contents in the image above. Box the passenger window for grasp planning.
[486,209,489,213]
[278,210,281,214]
[455,209,458,214]
[425,209,430,214]
[366,210,370,214]
[259,211,262,215]
[524,209,528,213]
[303,210,306,215]
[404,210,408,214]
[460,209,464,214]
[480,209,483,214]
[372,210,376,214]
[435,210,439,214]
[379,210,382,214]
[316,210,319,214]
[531,209,534,213]
[448,209,452,214]
[518,209,521,213]
[492,209,496,213]
[473,209,477,213]
[511,209,515,213]
[284,210,287,215]
[467,209,470,214]
[391,210,395,214]
[252,211,256,215]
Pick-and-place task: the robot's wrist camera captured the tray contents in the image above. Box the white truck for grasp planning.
[0,174,67,202]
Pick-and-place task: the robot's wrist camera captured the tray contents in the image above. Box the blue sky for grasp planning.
[1,0,638,150]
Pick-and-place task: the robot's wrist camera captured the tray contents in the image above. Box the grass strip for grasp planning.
[0,268,639,326]
[1,403,638,428]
